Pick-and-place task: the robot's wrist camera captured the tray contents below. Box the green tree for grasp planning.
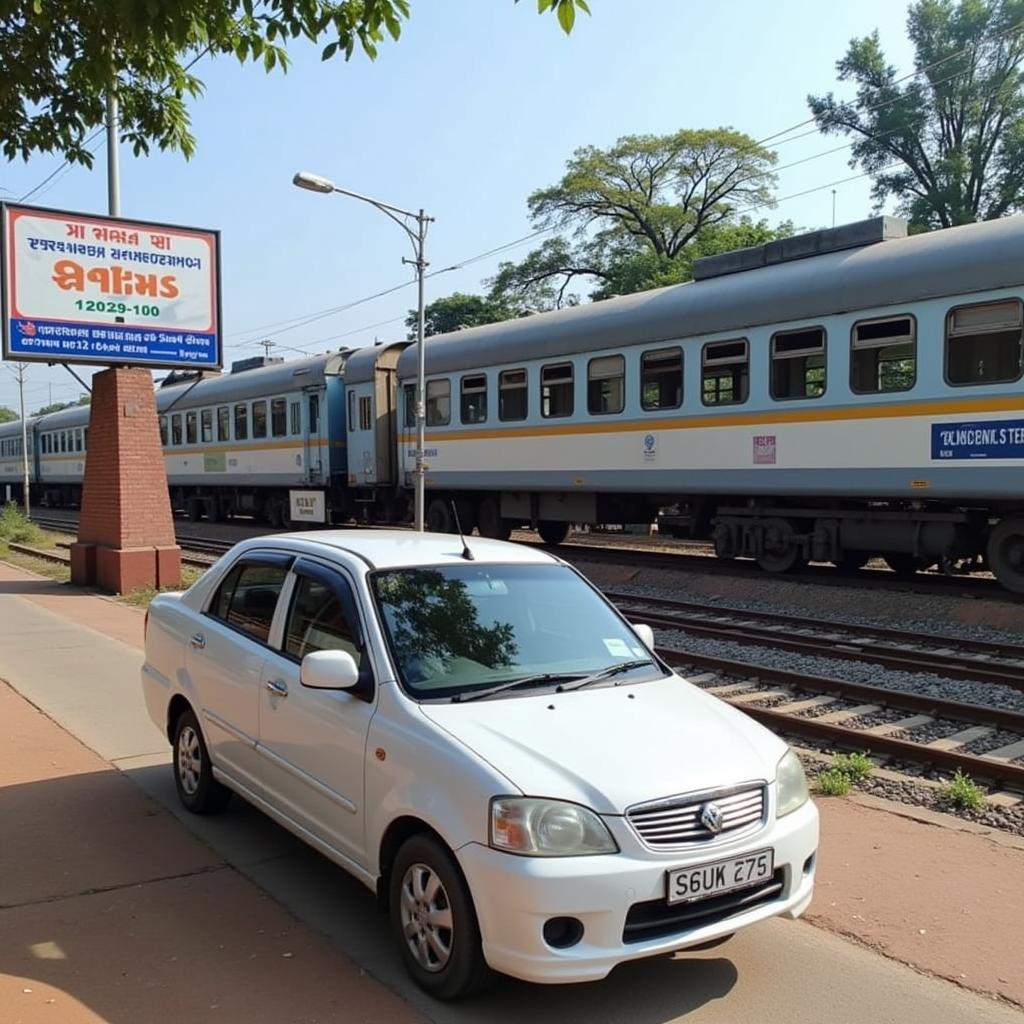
[0,407,17,423]
[0,0,589,167]
[808,0,1024,230]
[406,292,518,338]
[487,129,781,308]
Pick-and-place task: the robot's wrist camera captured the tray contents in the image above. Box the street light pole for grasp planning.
[292,171,433,531]
[5,362,30,517]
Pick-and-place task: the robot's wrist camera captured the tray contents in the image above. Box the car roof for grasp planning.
[245,529,561,570]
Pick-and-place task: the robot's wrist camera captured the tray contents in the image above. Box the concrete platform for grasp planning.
[2,560,1023,1022]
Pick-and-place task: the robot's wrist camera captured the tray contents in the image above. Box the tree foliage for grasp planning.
[0,0,590,167]
[406,292,519,338]
[808,0,1024,230]
[32,394,90,416]
[0,406,17,423]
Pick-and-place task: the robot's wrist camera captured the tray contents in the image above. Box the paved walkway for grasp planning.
[1,560,1022,1023]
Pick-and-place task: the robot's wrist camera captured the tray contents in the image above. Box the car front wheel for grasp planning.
[172,707,231,814]
[389,834,494,999]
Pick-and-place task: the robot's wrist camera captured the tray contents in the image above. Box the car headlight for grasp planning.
[776,749,810,817]
[490,797,618,856]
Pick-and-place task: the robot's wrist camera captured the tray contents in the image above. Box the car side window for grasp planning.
[210,562,289,644]
[284,574,362,665]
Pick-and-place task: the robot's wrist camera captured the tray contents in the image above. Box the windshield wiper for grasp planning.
[555,659,656,692]
[452,672,587,703]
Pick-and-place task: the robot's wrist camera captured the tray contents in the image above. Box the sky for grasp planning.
[0,0,916,413]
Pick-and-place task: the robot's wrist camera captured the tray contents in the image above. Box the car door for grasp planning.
[187,551,292,798]
[257,557,376,870]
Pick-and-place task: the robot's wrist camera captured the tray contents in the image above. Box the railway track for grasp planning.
[22,513,1024,792]
[654,646,1024,791]
[610,591,1024,692]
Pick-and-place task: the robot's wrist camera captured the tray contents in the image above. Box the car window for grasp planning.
[284,574,362,664]
[211,562,288,644]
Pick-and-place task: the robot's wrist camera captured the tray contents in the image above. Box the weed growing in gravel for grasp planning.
[816,768,852,796]
[940,769,985,811]
[831,751,874,782]
[0,502,43,545]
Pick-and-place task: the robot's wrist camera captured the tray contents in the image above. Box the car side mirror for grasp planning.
[632,623,655,651]
[300,649,360,690]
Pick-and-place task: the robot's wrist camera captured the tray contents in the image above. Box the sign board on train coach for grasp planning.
[1,203,222,370]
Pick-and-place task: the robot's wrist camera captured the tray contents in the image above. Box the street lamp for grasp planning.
[293,170,432,532]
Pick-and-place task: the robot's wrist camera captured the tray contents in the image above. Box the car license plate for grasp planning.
[666,848,774,905]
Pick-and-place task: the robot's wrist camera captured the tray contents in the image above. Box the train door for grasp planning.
[302,386,323,484]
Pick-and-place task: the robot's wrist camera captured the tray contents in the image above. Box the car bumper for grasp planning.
[457,799,818,984]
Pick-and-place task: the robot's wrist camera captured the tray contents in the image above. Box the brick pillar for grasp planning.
[70,367,181,594]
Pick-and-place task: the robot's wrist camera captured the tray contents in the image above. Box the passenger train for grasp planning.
[3,215,1024,593]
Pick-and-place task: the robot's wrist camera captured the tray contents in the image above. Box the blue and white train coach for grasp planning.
[395,216,1024,593]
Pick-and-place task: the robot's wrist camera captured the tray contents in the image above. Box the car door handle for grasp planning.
[190,633,206,650]
[266,680,288,698]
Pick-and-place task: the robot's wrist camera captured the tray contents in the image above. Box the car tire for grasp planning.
[389,834,494,1000]
[172,707,232,814]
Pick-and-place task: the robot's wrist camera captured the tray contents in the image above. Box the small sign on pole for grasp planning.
[1,202,221,371]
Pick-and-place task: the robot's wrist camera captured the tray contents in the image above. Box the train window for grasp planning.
[851,316,916,393]
[216,406,230,442]
[588,355,625,415]
[75,429,83,452]
[771,328,826,400]
[309,394,320,434]
[290,400,301,435]
[271,398,287,438]
[702,339,749,406]
[359,396,372,430]
[946,299,1024,386]
[542,363,574,418]
[460,374,488,424]
[499,369,527,421]
[403,384,416,427]
[426,379,451,426]
[186,411,198,444]
[60,432,67,453]
[347,390,356,432]
[159,416,168,447]
[201,409,213,443]
[234,404,248,441]
[641,348,682,410]
[171,414,183,446]
[253,400,267,439]
[83,428,88,450]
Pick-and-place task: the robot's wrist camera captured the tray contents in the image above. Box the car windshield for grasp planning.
[370,562,664,700]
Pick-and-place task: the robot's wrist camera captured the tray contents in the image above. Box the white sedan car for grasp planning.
[142,531,818,999]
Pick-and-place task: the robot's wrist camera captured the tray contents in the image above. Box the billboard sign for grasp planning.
[1,202,221,370]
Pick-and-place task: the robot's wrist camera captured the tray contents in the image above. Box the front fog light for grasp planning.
[776,749,810,817]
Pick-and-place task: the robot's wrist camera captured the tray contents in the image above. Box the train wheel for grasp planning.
[426,498,455,534]
[987,518,1024,594]
[537,520,569,545]
[756,518,805,574]
[186,497,203,523]
[477,498,511,541]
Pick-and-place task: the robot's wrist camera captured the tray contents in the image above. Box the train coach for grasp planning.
[394,216,1024,593]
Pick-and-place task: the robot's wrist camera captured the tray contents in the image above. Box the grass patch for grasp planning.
[0,539,71,582]
[831,751,875,782]
[118,566,205,608]
[940,769,986,812]
[0,502,45,546]
[816,768,852,796]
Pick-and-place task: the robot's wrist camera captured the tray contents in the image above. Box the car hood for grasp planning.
[419,675,784,815]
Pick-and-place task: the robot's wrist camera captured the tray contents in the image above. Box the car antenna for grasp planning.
[450,500,475,561]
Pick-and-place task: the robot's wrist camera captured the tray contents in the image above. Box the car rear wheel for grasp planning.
[389,835,494,1000]
[172,708,231,814]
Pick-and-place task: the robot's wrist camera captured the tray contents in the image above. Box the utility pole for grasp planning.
[106,90,121,216]
[260,338,276,360]
[832,189,837,228]
[5,362,31,517]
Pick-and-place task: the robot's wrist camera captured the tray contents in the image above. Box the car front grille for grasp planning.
[627,784,766,849]
[622,869,785,944]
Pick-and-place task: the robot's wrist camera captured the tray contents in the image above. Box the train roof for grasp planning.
[343,340,409,385]
[156,351,349,410]
[34,405,90,430]
[398,216,1024,377]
